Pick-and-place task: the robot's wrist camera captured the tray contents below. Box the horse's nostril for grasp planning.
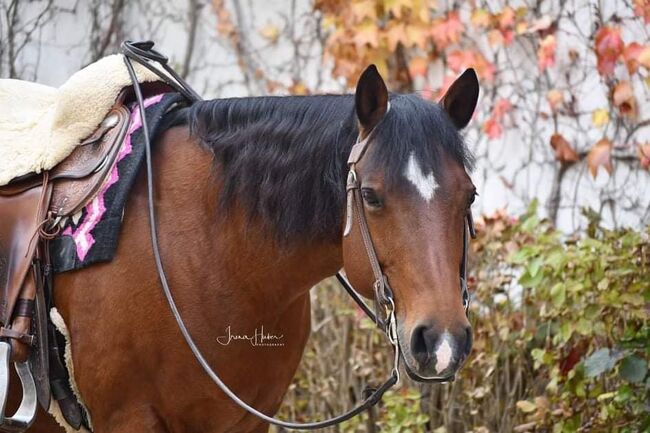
[409,324,470,375]
[410,325,433,366]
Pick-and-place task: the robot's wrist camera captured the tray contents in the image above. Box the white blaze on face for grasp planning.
[404,152,438,202]
[434,331,454,374]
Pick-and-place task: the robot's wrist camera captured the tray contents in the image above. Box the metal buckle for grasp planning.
[346,169,357,187]
[343,170,358,237]
[373,276,393,306]
[384,298,401,386]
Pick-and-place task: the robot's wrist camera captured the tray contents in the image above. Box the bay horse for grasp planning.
[19,64,479,432]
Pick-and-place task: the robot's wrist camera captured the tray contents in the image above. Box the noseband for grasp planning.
[337,126,476,383]
[121,40,475,430]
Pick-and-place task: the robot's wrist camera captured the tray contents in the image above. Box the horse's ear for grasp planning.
[355,65,389,131]
[440,68,479,129]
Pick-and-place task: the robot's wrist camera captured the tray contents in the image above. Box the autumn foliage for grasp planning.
[313,0,650,179]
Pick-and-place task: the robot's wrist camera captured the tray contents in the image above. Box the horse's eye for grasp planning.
[468,191,477,207]
[361,188,382,208]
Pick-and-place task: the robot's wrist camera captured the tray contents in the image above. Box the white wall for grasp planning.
[2,0,648,232]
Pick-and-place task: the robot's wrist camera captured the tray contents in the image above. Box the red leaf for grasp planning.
[408,56,429,78]
[550,133,579,164]
[493,99,513,119]
[446,49,496,81]
[501,29,515,46]
[633,0,650,23]
[498,7,515,30]
[483,118,503,139]
[595,26,624,76]
[447,50,468,72]
[538,35,556,71]
[483,100,511,140]
[560,340,588,376]
[612,81,637,118]
[623,42,643,74]
[430,12,464,49]
[587,138,613,178]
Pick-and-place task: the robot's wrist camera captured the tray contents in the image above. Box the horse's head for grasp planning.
[342,66,479,382]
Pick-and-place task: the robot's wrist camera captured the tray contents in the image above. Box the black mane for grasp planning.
[170,94,471,243]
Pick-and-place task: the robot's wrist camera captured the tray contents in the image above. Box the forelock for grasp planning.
[368,94,473,188]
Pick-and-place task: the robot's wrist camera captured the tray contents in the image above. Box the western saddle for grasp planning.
[0,93,132,430]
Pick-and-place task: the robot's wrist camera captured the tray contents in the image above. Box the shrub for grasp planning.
[278,204,649,432]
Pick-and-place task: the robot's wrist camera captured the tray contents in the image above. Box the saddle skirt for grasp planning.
[0,54,160,186]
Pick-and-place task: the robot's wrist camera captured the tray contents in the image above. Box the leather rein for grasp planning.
[121,41,475,430]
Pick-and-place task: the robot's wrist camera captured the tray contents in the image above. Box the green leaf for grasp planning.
[576,318,592,335]
[520,213,539,233]
[546,249,567,270]
[531,348,548,369]
[550,283,566,307]
[620,293,645,306]
[558,321,573,343]
[584,348,622,378]
[520,269,544,288]
[528,257,543,277]
[510,248,532,264]
[516,400,537,413]
[584,304,601,320]
[597,278,609,291]
[597,391,616,401]
[619,355,647,383]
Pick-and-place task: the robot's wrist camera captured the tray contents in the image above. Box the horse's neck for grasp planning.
[155,127,343,315]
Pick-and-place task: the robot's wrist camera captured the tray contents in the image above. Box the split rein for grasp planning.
[121,41,473,430]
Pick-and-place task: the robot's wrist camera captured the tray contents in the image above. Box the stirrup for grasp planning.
[0,342,37,432]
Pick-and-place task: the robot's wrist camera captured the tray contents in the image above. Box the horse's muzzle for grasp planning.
[401,323,472,382]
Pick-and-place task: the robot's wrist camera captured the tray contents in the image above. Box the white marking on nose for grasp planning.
[404,152,438,202]
[434,332,454,373]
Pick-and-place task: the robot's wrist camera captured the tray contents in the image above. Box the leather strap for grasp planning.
[340,126,476,381]
[335,273,376,323]
[14,299,34,318]
[122,44,399,430]
[121,41,201,102]
[0,328,34,346]
[32,248,51,411]
[121,39,475,429]
[347,135,372,165]
[347,171,394,328]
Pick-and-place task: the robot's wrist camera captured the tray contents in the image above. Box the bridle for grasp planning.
[121,41,475,430]
[337,126,476,383]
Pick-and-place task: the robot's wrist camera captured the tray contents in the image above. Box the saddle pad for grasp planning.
[49,92,185,273]
[0,54,161,186]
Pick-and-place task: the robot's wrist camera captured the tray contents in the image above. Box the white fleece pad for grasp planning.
[0,54,160,186]
[49,307,92,433]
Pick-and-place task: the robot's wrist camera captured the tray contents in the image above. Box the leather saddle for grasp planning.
[0,97,131,431]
